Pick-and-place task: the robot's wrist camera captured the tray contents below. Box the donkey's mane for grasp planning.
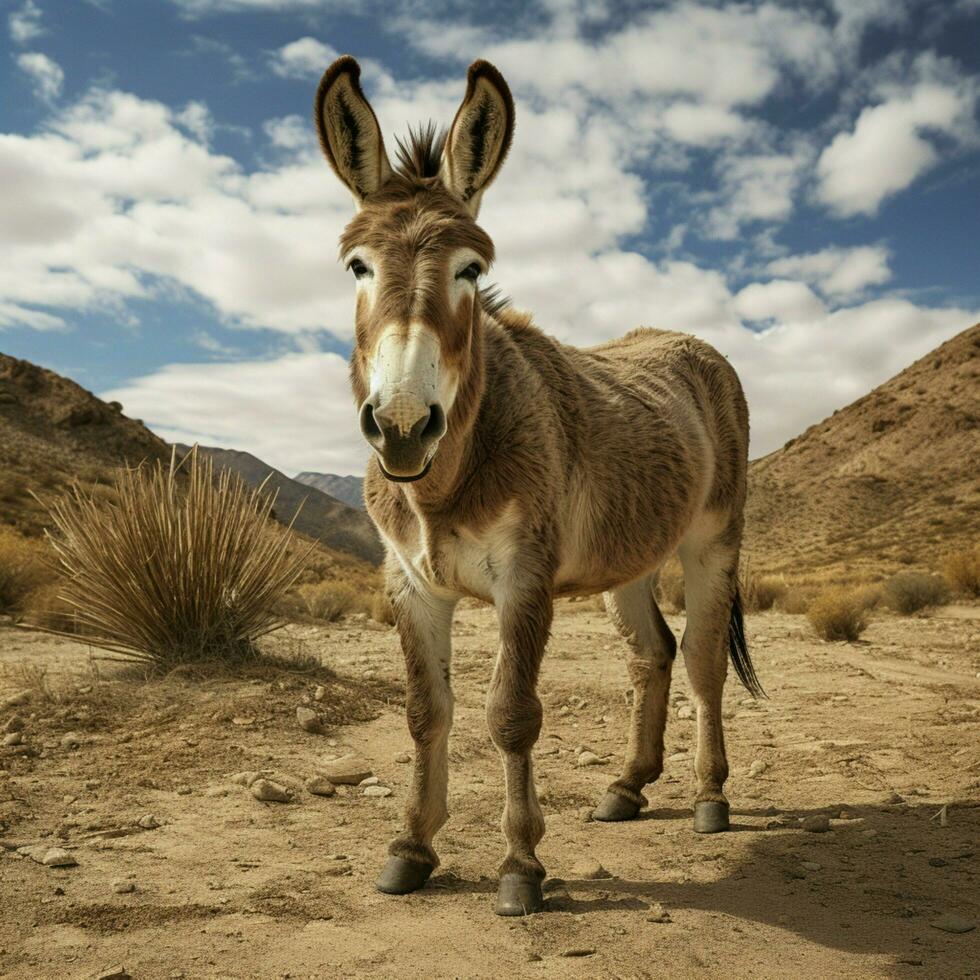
[394,124,448,180]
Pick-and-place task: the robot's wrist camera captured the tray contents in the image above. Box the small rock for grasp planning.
[561,948,596,957]
[862,828,878,838]
[646,902,671,923]
[576,751,603,767]
[394,752,412,764]
[112,879,136,894]
[2,732,23,746]
[882,792,904,805]
[84,779,101,790]
[928,857,947,868]
[250,779,292,803]
[802,815,830,833]
[359,776,380,787]
[137,815,160,829]
[230,771,262,788]
[296,706,322,733]
[363,785,392,798]
[176,785,192,796]
[42,847,77,867]
[676,704,694,720]
[930,913,975,934]
[747,760,768,778]
[2,690,30,708]
[3,715,25,734]
[801,861,821,871]
[570,859,612,880]
[96,968,131,980]
[321,755,373,785]
[61,732,82,750]
[306,776,336,797]
[313,685,326,701]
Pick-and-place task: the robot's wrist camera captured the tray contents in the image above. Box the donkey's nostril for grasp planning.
[359,401,382,441]
[421,404,447,444]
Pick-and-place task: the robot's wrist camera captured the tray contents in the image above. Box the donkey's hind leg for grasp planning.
[678,520,738,833]
[593,575,676,822]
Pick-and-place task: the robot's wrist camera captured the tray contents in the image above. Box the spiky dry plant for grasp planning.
[42,447,310,668]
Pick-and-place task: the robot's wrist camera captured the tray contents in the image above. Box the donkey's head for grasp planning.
[315,57,514,481]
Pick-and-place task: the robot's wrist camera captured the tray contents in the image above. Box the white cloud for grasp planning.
[816,58,978,216]
[16,51,63,102]
[734,280,827,325]
[269,37,338,79]
[102,351,367,477]
[8,0,43,44]
[766,245,892,297]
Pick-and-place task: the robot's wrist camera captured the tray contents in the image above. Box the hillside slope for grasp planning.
[294,472,365,510]
[744,323,979,578]
[177,445,382,566]
[0,354,169,535]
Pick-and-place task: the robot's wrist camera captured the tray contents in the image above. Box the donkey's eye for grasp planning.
[347,258,372,279]
[456,262,482,283]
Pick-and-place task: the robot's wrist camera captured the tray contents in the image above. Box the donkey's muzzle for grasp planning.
[360,398,447,480]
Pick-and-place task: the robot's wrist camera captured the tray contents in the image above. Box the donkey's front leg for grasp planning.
[376,575,457,895]
[487,584,552,916]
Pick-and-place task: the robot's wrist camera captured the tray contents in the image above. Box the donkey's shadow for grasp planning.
[434,802,979,964]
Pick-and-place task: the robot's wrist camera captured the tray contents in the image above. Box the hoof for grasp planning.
[376,855,434,895]
[495,874,544,916]
[693,800,730,834]
[592,791,641,822]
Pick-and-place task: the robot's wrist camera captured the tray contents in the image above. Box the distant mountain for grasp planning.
[294,472,364,510]
[745,322,979,578]
[0,353,169,536]
[176,445,382,566]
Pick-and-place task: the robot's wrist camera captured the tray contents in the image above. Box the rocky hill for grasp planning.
[294,472,365,510]
[177,446,381,566]
[744,323,979,578]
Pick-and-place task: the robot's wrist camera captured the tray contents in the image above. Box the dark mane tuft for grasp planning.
[479,285,511,319]
[394,123,448,180]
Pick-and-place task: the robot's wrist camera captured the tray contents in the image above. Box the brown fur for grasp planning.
[315,56,753,906]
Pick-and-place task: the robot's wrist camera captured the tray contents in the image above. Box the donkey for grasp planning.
[314,56,763,916]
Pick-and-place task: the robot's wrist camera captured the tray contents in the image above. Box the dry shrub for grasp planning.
[807,587,869,641]
[21,582,80,633]
[656,563,685,613]
[741,566,787,613]
[42,447,309,669]
[0,526,54,613]
[299,581,366,622]
[371,591,397,626]
[944,545,980,597]
[776,588,812,615]
[883,571,950,614]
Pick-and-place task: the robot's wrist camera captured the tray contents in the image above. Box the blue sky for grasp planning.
[2,0,978,476]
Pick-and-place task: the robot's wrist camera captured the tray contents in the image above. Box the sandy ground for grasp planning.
[1,603,979,979]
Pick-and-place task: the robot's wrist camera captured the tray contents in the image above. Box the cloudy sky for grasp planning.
[2,0,978,477]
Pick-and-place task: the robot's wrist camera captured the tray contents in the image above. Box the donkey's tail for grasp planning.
[729,588,767,699]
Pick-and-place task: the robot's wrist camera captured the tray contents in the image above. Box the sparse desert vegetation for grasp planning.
[883,570,951,614]
[944,543,980,597]
[806,586,870,641]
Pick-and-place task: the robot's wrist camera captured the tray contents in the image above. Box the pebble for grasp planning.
[306,776,336,797]
[359,776,380,787]
[882,792,904,805]
[3,715,24,734]
[676,704,694,720]
[314,685,326,701]
[394,752,412,764]
[137,814,160,829]
[570,859,612,880]
[321,755,373,785]
[230,771,262,788]
[96,968,131,980]
[928,857,947,867]
[576,751,604,767]
[363,785,392,798]
[61,732,82,749]
[802,815,830,833]
[112,879,136,894]
[747,760,768,778]
[646,902,671,923]
[250,779,292,803]
[561,948,596,957]
[42,847,77,867]
[296,706,322,733]
[801,861,821,871]
[930,913,975,934]
[2,732,23,746]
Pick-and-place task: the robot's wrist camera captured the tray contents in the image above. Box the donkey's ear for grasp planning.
[315,55,392,206]
[440,60,515,216]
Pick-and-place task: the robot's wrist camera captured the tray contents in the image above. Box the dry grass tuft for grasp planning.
[371,591,397,626]
[39,447,310,669]
[807,587,869,641]
[883,571,950,614]
[0,526,56,614]
[944,544,980,597]
[298,581,367,622]
[741,564,787,613]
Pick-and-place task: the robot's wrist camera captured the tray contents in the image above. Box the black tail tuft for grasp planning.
[729,588,767,699]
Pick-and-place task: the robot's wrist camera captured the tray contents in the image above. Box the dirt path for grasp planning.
[1,606,978,979]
